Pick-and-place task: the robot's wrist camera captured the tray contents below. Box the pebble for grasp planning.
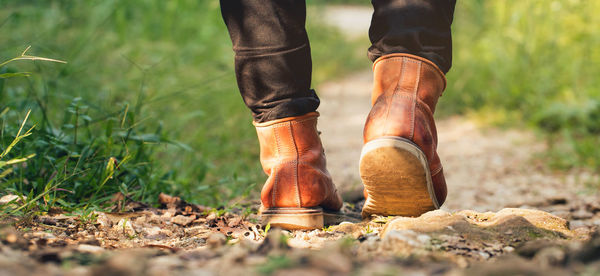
[572,209,594,220]
[4,233,18,243]
[94,212,112,228]
[0,194,21,205]
[382,230,424,248]
[309,251,352,273]
[534,247,566,267]
[478,251,491,259]
[206,233,227,249]
[171,215,195,226]
[503,246,515,253]
[76,244,105,254]
[115,219,137,237]
[569,220,589,229]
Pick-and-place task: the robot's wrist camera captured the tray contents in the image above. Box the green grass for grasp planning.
[443,0,600,170]
[0,1,366,214]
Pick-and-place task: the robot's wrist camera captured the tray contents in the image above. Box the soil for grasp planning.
[1,5,600,276]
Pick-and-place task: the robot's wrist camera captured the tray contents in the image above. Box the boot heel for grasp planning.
[359,137,439,218]
[260,207,324,230]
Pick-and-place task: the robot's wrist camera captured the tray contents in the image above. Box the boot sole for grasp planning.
[260,207,353,230]
[359,137,440,218]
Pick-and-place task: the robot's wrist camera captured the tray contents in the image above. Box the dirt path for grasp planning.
[1,5,600,276]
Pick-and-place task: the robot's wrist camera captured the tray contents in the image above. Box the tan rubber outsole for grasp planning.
[260,207,324,230]
[260,207,353,230]
[359,137,439,218]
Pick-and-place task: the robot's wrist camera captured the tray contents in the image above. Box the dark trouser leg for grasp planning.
[369,0,457,74]
[220,0,319,123]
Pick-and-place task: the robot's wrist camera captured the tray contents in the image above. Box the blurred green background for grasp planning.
[1,0,598,214]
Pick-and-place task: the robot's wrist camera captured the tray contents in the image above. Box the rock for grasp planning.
[331,221,369,239]
[1,228,19,244]
[76,244,105,254]
[0,194,22,205]
[147,255,184,272]
[5,233,17,243]
[569,220,589,229]
[94,212,112,228]
[205,212,217,221]
[533,247,566,267]
[586,201,600,213]
[92,249,154,276]
[459,255,567,276]
[515,240,559,258]
[171,215,195,226]
[308,247,352,273]
[141,226,173,240]
[206,232,227,249]
[274,268,328,276]
[383,230,429,250]
[227,217,243,228]
[478,251,491,259]
[571,208,594,220]
[158,193,182,206]
[30,248,62,263]
[114,219,136,237]
[381,208,573,243]
[256,228,290,254]
[569,230,600,263]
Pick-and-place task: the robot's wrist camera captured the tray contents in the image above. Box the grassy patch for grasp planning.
[443,1,600,170]
[0,1,366,214]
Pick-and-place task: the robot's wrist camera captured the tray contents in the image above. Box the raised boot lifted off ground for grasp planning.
[255,112,343,230]
[360,53,447,218]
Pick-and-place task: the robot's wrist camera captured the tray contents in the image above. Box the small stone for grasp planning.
[206,232,227,249]
[162,209,176,218]
[227,217,243,227]
[572,209,594,220]
[77,244,105,254]
[569,220,589,229]
[171,215,195,226]
[0,194,22,205]
[93,249,150,275]
[361,235,380,251]
[206,212,217,221]
[587,202,600,213]
[416,234,431,244]
[148,255,183,270]
[478,251,491,259]
[94,212,112,228]
[5,233,17,243]
[503,246,515,253]
[115,218,136,237]
[381,229,424,253]
[309,250,352,273]
[534,247,566,267]
[158,193,181,205]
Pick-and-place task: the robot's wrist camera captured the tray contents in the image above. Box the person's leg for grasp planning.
[368,0,456,73]
[361,0,456,218]
[220,0,319,123]
[220,0,342,230]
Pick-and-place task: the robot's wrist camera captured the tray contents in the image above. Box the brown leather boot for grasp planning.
[360,53,447,218]
[254,112,343,229]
